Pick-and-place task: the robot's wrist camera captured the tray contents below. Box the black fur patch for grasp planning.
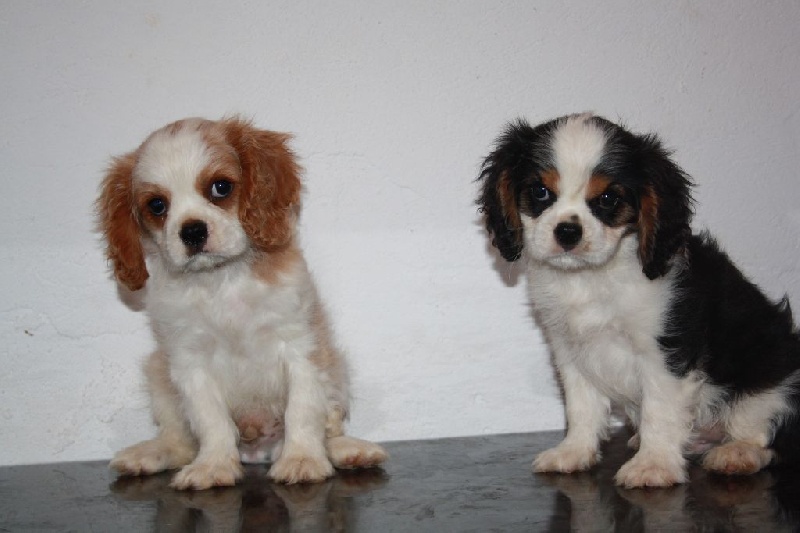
[662,233,800,388]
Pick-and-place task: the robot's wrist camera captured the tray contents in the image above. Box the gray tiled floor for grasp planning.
[2,429,799,531]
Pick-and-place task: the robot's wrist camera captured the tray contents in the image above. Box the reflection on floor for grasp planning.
[2,429,799,531]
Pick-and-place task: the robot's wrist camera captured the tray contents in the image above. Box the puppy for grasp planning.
[98,117,386,490]
[478,113,800,488]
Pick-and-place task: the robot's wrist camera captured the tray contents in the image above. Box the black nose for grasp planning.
[180,221,208,253]
[554,222,582,250]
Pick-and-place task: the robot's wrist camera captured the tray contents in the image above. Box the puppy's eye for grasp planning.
[147,197,168,216]
[598,191,620,210]
[532,184,552,202]
[210,180,233,199]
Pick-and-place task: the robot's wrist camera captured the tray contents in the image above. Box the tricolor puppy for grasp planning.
[98,117,386,490]
[478,113,800,488]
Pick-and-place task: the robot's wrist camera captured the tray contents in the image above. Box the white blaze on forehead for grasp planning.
[551,114,607,201]
[134,122,210,193]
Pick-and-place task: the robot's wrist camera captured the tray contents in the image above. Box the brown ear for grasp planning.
[477,120,537,262]
[227,119,302,250]
[479,169,524,262]
[96,153,149,290]
[637,185,659,275]
[634,135,693,280]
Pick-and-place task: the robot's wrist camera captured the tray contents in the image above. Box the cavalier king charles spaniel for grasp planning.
[478,112,800,488]
[98,117,386,490]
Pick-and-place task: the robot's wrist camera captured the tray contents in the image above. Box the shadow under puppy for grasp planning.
[478,112,800,488]
[98,117,386,490]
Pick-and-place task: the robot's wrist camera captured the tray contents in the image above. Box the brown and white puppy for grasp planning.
[98,117,386,490]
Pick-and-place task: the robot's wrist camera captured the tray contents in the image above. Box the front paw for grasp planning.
[269,452,334,484]
[533,444,599,473]
[170,456,243,490]
[615,452,685,488]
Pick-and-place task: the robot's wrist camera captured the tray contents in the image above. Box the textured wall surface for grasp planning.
[1,1,799,465]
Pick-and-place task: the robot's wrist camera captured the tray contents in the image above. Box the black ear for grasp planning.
[635,134,694,279]
[477,121,538,262]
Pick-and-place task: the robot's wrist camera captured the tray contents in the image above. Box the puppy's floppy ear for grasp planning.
[477,121,534,262]
[635,134,694,279]
[226,119,302,251]
[97,153,149,291]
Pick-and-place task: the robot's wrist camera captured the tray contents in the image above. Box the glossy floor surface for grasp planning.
[2,429,799,531]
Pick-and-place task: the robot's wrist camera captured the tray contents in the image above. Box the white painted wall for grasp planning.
[2,1,799,466]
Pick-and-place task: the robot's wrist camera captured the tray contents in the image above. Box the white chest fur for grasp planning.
[526,238,675,403]
[144,258,317,409]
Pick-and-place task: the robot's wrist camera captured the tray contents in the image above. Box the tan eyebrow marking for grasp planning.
[586,174,612,200]
[539,169,561,194]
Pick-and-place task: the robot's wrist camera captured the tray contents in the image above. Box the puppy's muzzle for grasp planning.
[554,222,582,251]
[180,220,208,254]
